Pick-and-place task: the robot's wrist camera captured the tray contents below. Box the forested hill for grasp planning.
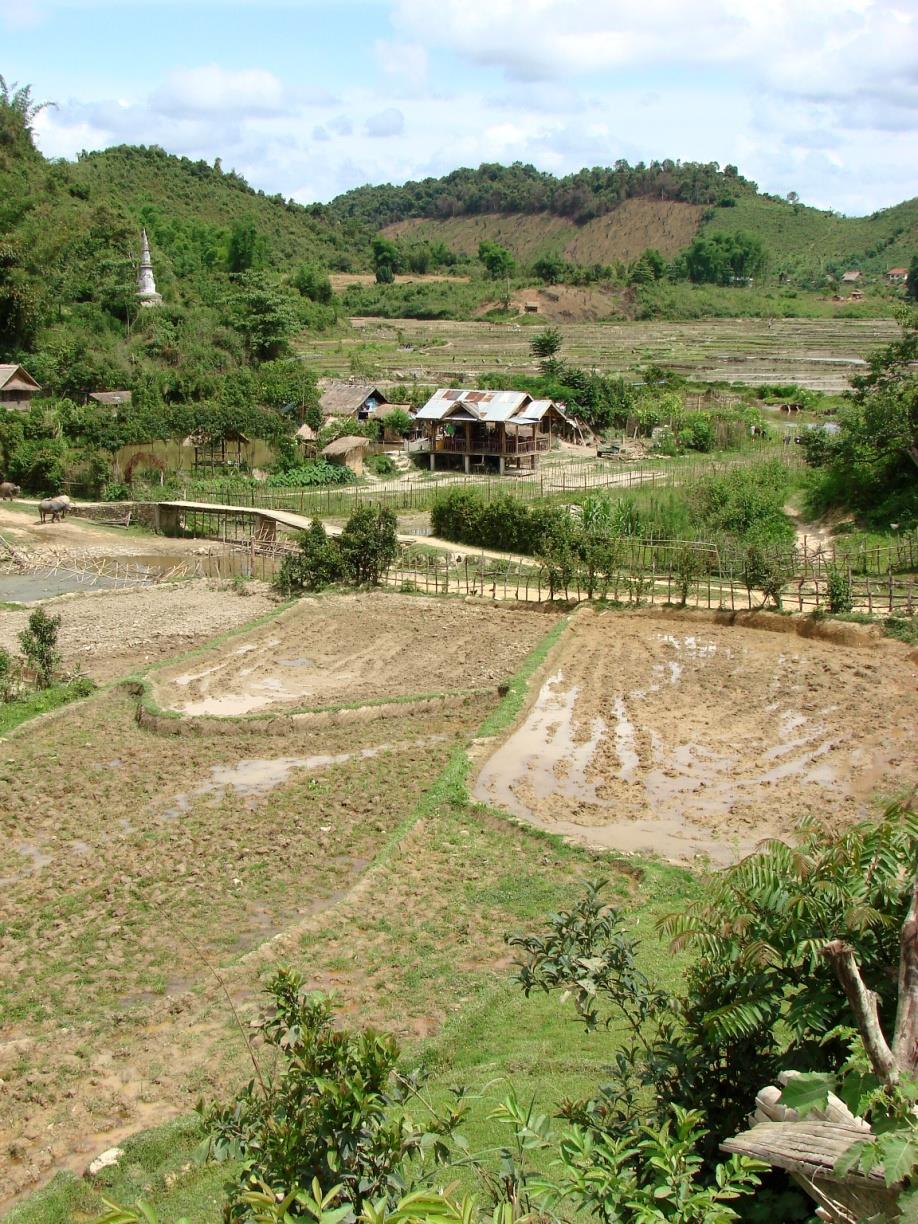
[328,161,918,284]
[326,160,760,227]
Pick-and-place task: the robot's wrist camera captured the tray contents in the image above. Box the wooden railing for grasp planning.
[435,434,551,456]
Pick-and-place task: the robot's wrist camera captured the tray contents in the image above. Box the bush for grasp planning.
[18,608,61,689]
[275,521,344,594]
[338,505,399,585]
[201,971,459,1219]
[826,564,854,613]
[367,453,397,477]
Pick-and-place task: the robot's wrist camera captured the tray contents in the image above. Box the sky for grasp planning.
[3,0,916,216]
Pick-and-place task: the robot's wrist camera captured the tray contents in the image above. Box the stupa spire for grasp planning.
[137,227,162,306]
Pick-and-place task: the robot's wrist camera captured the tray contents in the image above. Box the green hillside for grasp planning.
[330,160,918,291]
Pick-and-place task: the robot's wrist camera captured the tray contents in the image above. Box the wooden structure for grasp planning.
[321,434,368,475]
[295,422,318,456]
[319,381,389,423]
[0,364,41,411]
[416,388,574,474]
[723,1076,895,1223]
[89,390,132,413]
[182,427,249,474]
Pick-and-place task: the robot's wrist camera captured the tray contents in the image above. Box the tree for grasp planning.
[478,240,515,280]
[227,218,267,273]
[806,308,918,525]
[529,326,562,363]
[338,505,399,585]
[683,232,767,285]
[275,521,344,593]
[372,236,401,283]
[0,76,53,157]
[293,263,333,304]
[226,272,299,361]
[18,608,61,689]
[906,255,918,302]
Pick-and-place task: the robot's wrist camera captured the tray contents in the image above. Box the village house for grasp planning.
[89,390,132,413]
[840,270,862,284]
[416,388,574,474]
[318,381,390,425]
[887,267,909,283]
[321,434,368,475]
[0,364,41,411]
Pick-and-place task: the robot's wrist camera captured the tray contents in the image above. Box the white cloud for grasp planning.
[365,107,405,137]
[19,1,918,214]
[151,65,286,117]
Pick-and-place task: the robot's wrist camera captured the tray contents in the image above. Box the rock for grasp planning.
[87,1146,124,1176]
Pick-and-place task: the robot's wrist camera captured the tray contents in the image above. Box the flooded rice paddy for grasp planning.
[474,611,918,864]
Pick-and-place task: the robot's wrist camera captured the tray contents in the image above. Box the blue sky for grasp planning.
[4,0,916,215]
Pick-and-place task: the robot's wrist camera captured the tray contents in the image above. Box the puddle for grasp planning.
[476,672,606,818]
[161,735,447,818]
[473,641,851,867]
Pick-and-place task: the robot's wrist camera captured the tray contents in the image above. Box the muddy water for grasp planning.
[473,622,912,866]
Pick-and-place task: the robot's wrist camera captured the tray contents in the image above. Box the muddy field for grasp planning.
[0,681,499,1204]
[474,609,918,864]
[0,581,278,682]
[153,593,552,715]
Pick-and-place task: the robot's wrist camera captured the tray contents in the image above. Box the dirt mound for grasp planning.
[474,609,917,865]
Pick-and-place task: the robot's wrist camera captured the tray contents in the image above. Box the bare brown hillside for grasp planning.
[383,200,706,265]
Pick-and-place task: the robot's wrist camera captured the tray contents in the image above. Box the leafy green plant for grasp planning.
[18,606,61,688]
[338,505,399,586]
[201,971,463,1220]
[0,646,20,702]
[275,521,344,594]
[826,563,854,613]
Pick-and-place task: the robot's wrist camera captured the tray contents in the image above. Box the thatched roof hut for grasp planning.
[321,434,368,475]
[319,382,387,421]
[0,364,41,411]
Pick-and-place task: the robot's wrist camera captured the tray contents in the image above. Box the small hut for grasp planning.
[182,427,249,474]
[295,422,318,456]
[89,390,132,414]
[321,435,368,475]
[0,364,41,411]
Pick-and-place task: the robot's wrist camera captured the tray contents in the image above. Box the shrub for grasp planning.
[338,505,399,585]
[266,461,354,488]
[201,971,459,1219]
[367,453,397,477]
[275,521,344,594]
[826,564,854,613]
[18,608,61,689]
[0,648,19,702]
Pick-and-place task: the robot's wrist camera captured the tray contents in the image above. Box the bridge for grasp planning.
[153,500,316,543]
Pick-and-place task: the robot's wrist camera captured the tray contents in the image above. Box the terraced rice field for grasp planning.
[301,316,898,391]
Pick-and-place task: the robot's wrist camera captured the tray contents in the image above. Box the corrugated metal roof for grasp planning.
[416,388,531,422]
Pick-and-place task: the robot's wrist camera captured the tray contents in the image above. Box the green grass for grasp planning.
[0,679,94,736]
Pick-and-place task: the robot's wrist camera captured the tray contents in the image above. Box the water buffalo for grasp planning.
[38,495,71,524]
[0,482,20,500]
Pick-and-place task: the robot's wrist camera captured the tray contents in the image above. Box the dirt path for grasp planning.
[473,607,918,865]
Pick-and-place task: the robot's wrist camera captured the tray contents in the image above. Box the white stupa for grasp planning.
[137,228,162,307]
